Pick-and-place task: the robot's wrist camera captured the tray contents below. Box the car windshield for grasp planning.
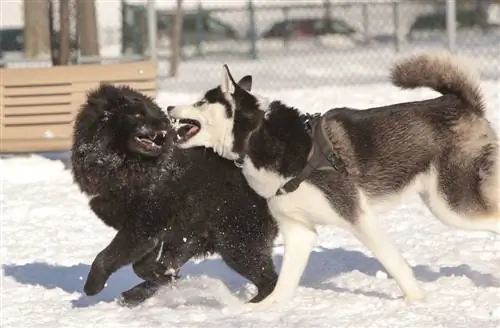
[206,16,229,34]
[329,20,352,33]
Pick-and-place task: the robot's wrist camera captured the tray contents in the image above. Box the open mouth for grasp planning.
[175,119,201,142]
[134,130,168,153]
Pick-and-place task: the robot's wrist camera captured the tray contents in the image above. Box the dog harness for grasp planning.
[274,111,346,196]
[234,110,346,197]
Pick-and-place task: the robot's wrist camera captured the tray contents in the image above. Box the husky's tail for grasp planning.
[391,52,485,115]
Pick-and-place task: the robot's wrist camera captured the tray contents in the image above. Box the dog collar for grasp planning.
[234,154,245,168]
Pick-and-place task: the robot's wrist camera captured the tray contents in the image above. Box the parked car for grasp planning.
[158,13,240,46]
[0,27,78,54]
[0,28,24,52]
[262,17,359,40]
[407,9,500,41]
[122,3,240,55]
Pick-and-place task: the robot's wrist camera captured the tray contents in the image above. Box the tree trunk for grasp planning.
[24,0,51,58]
[77,0,99,56]
[169,0,183,77]
[57,0,71,65]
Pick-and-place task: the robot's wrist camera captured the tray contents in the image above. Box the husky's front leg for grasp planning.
[249,217,317,309]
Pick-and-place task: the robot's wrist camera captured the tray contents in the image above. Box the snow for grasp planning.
[1,75,500,327]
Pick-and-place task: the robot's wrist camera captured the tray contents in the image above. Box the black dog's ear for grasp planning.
[86,84,128,113]
[237,75,252,92]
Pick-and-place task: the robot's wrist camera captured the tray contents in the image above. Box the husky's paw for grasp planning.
[245,299,279,311]
[404,289,426,304]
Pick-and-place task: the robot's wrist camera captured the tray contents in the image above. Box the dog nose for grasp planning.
[166,106,174,112]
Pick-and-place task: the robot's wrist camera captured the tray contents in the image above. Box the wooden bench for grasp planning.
[0,61,157,153]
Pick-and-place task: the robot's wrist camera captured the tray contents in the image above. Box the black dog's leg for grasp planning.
[84,229,159,296]
[120,241,197,306]
[89,196,124,231]
[118,281,162,307]
[219,244,278,303]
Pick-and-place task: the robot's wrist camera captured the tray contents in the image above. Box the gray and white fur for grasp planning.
[168,52,500,308]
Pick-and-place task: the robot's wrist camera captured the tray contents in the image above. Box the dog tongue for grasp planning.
[187,125,200,137]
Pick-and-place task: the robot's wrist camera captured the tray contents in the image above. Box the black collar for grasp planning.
[234,154,245,168]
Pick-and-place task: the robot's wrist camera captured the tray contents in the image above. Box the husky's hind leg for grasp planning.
[421,117,500,234]
[421,163,500,234]
[350,213,424,302]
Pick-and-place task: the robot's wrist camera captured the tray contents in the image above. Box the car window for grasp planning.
[183,16,198,30]
[314,20,325,30]
[206,17,229,34]
[330,20,351,33]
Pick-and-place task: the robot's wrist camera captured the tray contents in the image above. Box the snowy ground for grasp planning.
[1,75,500,327]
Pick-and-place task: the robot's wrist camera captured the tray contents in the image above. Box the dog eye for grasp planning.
[133,113,142,119]
[194,100,206,107]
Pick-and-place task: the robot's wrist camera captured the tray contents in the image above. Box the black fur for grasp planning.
[203,86,233,118]
[71,84,278,306]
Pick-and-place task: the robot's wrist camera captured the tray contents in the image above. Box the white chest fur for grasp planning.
[241,157,348,228]
[241,157,287,199]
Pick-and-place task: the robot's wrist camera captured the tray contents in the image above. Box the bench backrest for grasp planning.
[0,60,157,153]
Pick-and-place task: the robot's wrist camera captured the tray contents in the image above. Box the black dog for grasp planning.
[70,84,278,306]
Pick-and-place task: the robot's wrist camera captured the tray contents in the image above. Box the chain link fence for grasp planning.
[1,0,499,90]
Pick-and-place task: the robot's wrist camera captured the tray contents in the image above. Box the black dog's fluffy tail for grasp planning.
[391,52,485,115]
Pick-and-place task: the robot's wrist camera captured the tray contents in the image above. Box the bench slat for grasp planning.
[4,94,71,106]
[0,139,72,153]
[2,113,74,125]
[3,84,73,96]
[1,61,156,86]
[3,105,73,116]
[1,123,73,140]
[70,80,157,94]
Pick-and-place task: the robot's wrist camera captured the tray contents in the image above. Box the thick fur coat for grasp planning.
[168,52,499,308]
[70,84,278,306]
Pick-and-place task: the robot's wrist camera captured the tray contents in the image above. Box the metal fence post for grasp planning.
[195,2,204,58]
[362,3,369,44]
[392,1,401,52]
[446,0,457,53]
[283,7,290,48]
[247,0,258,59]
[147,0,157,60]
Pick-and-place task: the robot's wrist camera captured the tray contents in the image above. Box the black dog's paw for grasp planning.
[119,281,161,307]
[83,270,107,296]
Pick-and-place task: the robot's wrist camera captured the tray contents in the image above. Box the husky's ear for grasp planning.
[237,75,252,92]
[221,64,236,94]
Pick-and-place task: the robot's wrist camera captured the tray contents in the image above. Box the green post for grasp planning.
[120,0,126,55]
[195,2,204,57]
[392,1,401,53]
[247,0,258,59]
[282,7,289,48]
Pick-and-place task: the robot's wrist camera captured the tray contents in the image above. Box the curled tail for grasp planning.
[391,52,485,115]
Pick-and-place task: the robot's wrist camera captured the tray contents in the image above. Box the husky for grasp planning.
[167,52,500,308]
